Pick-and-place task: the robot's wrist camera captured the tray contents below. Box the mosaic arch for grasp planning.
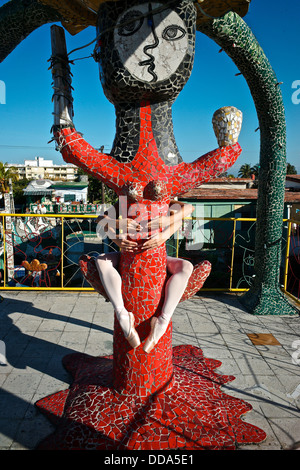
[0,0,296,450]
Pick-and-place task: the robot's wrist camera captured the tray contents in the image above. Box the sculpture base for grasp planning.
[240,285,298,315]
[35,345,266,450]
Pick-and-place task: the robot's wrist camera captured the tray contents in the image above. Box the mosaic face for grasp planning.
[113,3,188,83]
[97,0,196,104]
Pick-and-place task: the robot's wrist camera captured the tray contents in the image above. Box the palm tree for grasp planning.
[251,164,260,178]
[238,163,253,178]
[0,161,19,193]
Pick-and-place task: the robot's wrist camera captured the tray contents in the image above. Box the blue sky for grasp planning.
[0,0,299,175]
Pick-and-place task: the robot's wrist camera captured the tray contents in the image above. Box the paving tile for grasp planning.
[0,419,21,449]
[247,333,281,346]
[1,371,42,395]
[0,291,299,450]
[268,417,300,449]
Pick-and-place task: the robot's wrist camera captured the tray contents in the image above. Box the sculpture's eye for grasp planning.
[162,25,186,41]
[118,11,144,36]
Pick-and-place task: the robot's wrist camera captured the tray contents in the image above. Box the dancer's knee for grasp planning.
[167,257,193,277]
[95,254,112,273]
[181,259,193,278]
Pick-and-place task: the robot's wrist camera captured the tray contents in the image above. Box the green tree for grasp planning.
[238,162,297,179]
[238,163,253,178]
[286,163,297,175]
[77,168,117,205]
[12,177,30,205]
[0,161,19,193]
[237,163,260,179]
[217,171,235,178]
[251,164,260,178]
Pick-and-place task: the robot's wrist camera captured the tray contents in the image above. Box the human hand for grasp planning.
[140,231,168,251]
[113,236,139,252]
[118,218,141,236]
[147,215,169,231]
[212,106,243,147]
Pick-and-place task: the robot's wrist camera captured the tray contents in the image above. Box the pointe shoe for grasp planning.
[143,317,159,354]
[124,312,141,349]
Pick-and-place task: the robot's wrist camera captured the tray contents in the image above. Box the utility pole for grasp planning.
[100,145,105,204]
[4,178,14,283]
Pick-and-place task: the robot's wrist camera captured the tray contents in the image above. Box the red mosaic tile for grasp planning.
[36,346,266,450]
[55,102,241,202]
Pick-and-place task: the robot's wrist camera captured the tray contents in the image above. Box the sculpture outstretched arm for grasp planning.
[169,106,243,196]
[54,127,123,191]
[50,25,122,190]
[172,142,242,195]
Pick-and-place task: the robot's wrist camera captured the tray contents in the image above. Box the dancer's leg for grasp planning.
[95,252,123,311]
[95,253,140,347]
[159,256,193,332]
[143,257,193,352]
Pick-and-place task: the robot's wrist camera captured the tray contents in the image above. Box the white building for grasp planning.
[51,181,88,204]
[6,157,78,181]
[23,179,88,207]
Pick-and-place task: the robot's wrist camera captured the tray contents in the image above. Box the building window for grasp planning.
[64,194,76,202]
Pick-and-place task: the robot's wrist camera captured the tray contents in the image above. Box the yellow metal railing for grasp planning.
[173,216,257,293]
[0,213,98,291]
[282,218,300,304]
[0,213,299,304]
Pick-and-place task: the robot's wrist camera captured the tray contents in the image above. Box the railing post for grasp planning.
[61,216,64,289]
[175,226,180,258]
[230,219,237,291]
[2,215,6,288]
[283,220,292,293]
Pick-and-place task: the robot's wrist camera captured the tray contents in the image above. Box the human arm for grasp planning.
[96,213,141,236]
[96,211,141,252]
[142,201,194,251]
[148,200,194,232]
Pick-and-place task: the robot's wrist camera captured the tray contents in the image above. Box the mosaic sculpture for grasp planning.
[47,0,243,399]
[3,0,291,449]
[34,1,265,449]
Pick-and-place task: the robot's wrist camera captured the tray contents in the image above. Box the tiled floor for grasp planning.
[0,291,299,450]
